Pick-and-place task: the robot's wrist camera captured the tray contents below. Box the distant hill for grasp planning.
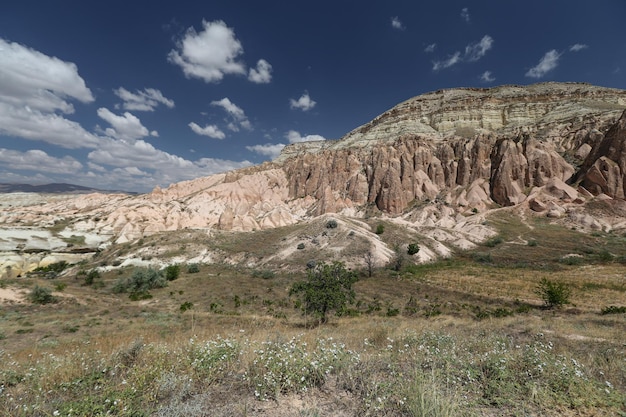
[0,183,136,194]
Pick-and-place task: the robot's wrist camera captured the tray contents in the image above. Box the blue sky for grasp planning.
[1,1,625,192]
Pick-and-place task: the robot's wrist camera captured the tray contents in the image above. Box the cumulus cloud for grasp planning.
[0,38,99,148]
[569,43,588,52]
[0,102,100,149]
[286,130,326,143]
[188,122,226,139]
[168,20,272,85]
[0,148,82,174]
[246,143,286,158]
[114,87,174,111]
[289,92,316,111]
[424,43,437,53]
[461,8,470,22]
[432,35,493,71]
[97,108,151,141]
[246,130,326,160]
[391,17,405,30]
[525,50,561,78]
[248,59,273,83]
[211,97,251,131]
[465,35,493,61]
[85,137,251,191]
[168,20,246,83]
[480,70,495,83]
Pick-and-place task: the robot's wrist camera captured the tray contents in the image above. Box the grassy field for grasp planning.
[1,212,625,416]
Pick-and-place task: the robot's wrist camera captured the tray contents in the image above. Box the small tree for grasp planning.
[290,261,358,324]
[535,278,571,309]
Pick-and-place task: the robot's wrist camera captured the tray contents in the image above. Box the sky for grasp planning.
[1,1,625,193]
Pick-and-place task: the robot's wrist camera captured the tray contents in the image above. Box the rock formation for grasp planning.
[2,82,626,275]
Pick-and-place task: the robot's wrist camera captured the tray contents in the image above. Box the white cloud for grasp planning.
[0,148,82,174]
[480,70,495,83]
[97,108,151,141]
[432,35,493,71]
[289,92,316,111]
[87,137,251,190]
[0,102,100,149]
[114,87,174,111]
[391,17,405,30]
[432,52,462,71]
[424,43,437,53]
[525,49,561,78]
[246,143,285,158]
[461,8,470,22]
[286,130,326,143]
[211,97,252,131]
[248,59,273,83]
[188,122,226,139]
[168,20,246,83]
[0,38,99,148]
[0,38,94,112]
[569,43,588,52]
[464,35,493,61]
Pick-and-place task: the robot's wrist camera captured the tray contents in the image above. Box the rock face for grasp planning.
[2,82,626,247]
[577,110,626,199]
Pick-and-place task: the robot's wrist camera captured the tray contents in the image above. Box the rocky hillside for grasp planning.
[2,82,626,274]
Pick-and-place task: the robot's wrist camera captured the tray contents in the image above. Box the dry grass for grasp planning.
[1,212,626,416]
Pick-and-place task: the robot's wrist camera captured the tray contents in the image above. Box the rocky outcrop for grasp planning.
[577,110,626,199]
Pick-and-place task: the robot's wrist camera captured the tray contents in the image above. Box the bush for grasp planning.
[536,278,571,309]
[325,219,338,229]
[113,267,167,297]
[186,263,200,273]
[84,269,100,286]
[375,223,385,235]
[485,236,504,247]
[180,301,194,312]
[407,243,420,255]
[472,252,493,263]
[600,305,626,315]
[28,285,55,304]
[164,264,180,281]
[252,269,275,279]
[297,243,305,250]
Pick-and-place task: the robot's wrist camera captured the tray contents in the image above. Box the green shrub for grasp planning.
[325,219,338,229]
[600,305,626,315]
[164,264,180,281]
[54,282,67,292]
[375,223,385,235]
[536,278,571,309]
[527,239,538,247]
[186,263,200,273]
[472,252,493,263]
[28,285,55,304]
[252,269,275,279]
[180,302,194,312]
[113,267,167,295]
[407,243,420,255]
[484,236,504,247]
[84,269,100,286]
[297,243,305,250]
